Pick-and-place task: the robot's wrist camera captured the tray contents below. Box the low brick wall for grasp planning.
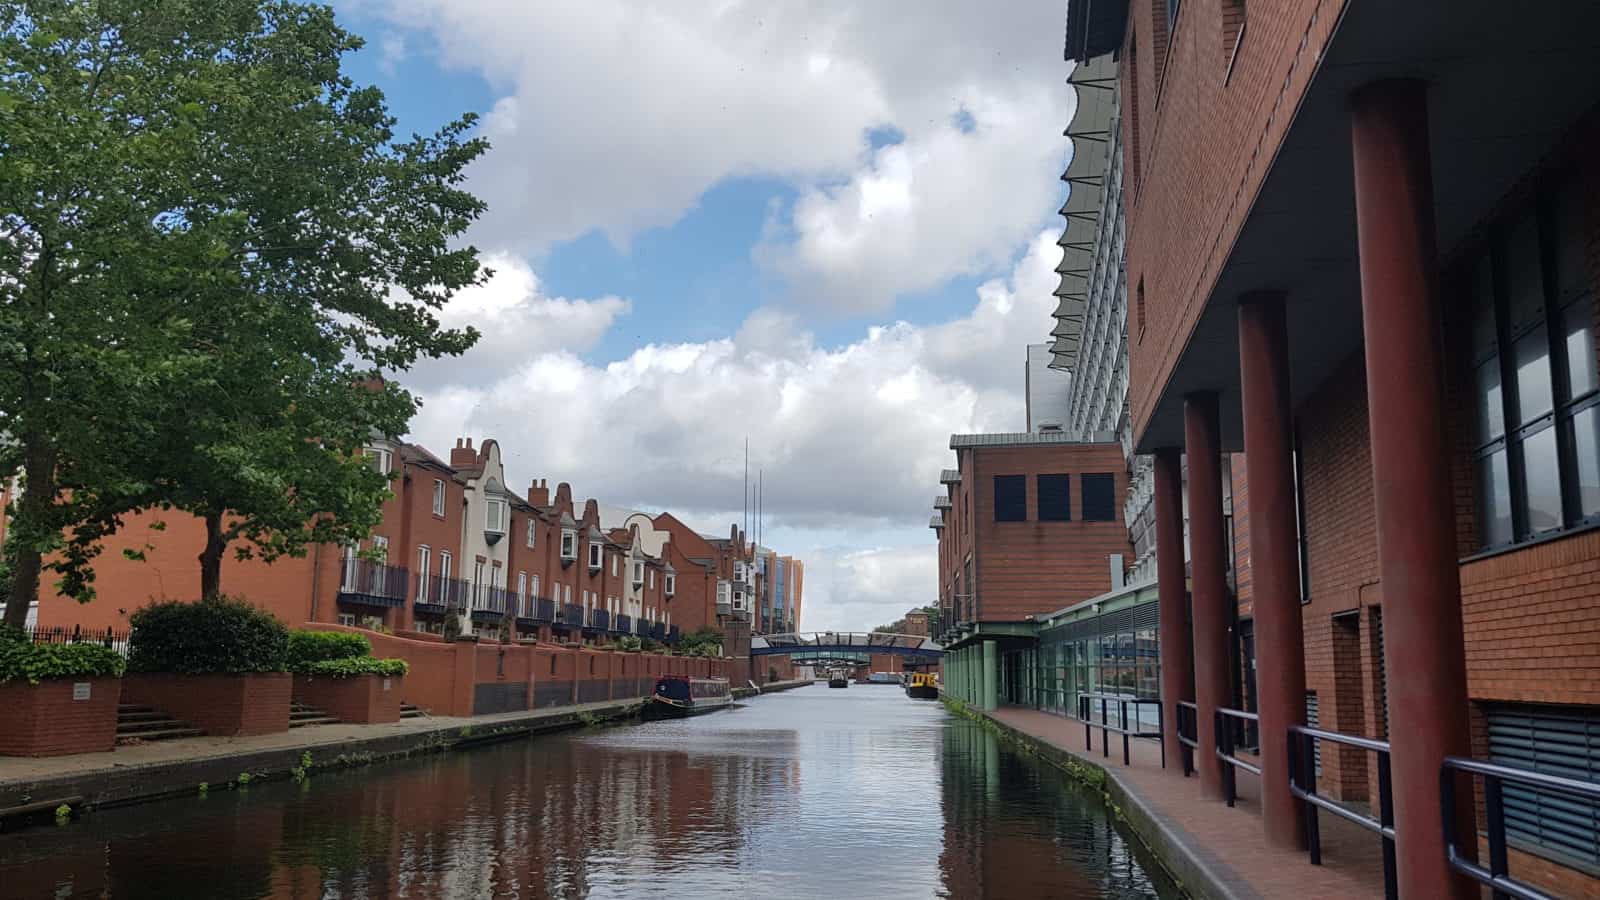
[123,673,291,737]
[0,678,121,757]
[293,673,402,724]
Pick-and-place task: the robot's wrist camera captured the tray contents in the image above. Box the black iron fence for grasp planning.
[1077,692,1165,767]
[615,613,632,634]
[1176,701,1199,776]
[24,624,131,659]
[338,559,409,604]
[1441,756,1600,900]
[417,573,471,610]
[589,608,610,632]
[1214,706,1261,807]
[1288,725,1397,900]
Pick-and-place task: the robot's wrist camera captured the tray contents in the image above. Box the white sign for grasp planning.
[382,678,392,692]
[72,682,91,701]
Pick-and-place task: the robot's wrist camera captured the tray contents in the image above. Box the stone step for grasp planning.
[289,716,339,728]
[399,703,425,719]
[117,718,195,735]
[117,709,170,723]
[117,704,156,714]
[116,727,204,744]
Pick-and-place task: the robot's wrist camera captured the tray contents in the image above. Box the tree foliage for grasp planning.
[0,0,489,621]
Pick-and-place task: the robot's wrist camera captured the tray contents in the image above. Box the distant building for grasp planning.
[1024,343,1071,433]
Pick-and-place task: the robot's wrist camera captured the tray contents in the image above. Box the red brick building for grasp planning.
[1075,0,1600,894]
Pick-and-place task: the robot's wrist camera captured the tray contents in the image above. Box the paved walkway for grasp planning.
[988,706,1388,900]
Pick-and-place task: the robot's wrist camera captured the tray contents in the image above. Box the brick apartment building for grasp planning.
[1050,0,1600,895]
[4,435,801,656]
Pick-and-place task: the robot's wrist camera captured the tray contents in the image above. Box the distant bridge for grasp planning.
[751,632,944,660]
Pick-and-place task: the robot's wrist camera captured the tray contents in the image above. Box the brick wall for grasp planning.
[0,678,121,756]
[123,672,292,737]
[292,673,402,724]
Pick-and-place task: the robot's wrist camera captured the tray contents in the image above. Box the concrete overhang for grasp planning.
[1136,0,1600,453]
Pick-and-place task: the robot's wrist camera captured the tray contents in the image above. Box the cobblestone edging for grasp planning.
[2,681,813,831]
[942,696,1250,900]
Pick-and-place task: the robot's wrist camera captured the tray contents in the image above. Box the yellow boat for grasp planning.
[906,672,939,700]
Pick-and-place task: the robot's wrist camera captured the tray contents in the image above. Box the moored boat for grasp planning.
[906,672,939,700]
[827,669,849,688]
[644,675,732,719]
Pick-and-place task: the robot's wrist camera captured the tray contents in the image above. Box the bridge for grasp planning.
[750,632,944,660]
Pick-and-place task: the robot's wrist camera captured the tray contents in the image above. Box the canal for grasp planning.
[0,687,1176,899]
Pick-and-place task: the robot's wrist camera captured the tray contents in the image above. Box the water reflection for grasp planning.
[0,689,1170,898]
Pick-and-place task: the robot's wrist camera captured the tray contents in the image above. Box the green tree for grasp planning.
[0,0,487,622]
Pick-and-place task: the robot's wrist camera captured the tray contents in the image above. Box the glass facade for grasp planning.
[1026,591,1160,730]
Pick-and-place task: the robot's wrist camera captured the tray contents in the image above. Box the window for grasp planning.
[517,571,527,603]
[337,612,356,627]
[648,570,655,590]
[587,540,602,569]
[561,528,577,560]
[530,574,540,600]
[666,574,676,597]
[365,446,392,475]
[485,498,506,533]
[416,546,431,601]
[439,551,452,582]
[1038,474,1072,521]
[611,554,619,576]
[633,561,644,585]
[473,560,485,605]
[525,518,536,548]
[1222,0,1246,79]
[993,475,1026,522]
[1470,184,1600,550]
[1082,473,1117,521]
[432,479,446,516]
[564,584,573,605]
[371,534,389,563]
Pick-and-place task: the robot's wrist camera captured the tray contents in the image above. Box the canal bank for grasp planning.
[945,696,1386,900]
[0,679,813,829]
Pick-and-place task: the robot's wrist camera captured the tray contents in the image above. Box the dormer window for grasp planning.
[560,529,577,561]
[665,574,675,597]
[632,561,644,586]
[587,540,602,570]
[365,446,392,475]
[485,498,506,534]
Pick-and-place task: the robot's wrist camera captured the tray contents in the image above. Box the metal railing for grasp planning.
[417,574,471,610]
[1289,725,1396,900]
[588,608,610,632]
[1077,692,1164,767]
[556,603,584,627]
[338,559,409,604]
[517,596,555,623]
[615,613,631,634]
[1214,707,1260,807]
[24,624,131,659]
[668,624,681,644]
[639,620,655,640]
[1176,701,1199,777]
[1441,756,1600,900]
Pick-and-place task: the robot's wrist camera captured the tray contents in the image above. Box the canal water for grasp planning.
[0,687,1175,899]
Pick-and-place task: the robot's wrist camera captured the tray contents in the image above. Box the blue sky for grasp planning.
[333,0,1075,630]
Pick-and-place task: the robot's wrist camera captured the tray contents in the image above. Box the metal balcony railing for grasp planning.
[667,625,680,644]
[615,613,631,634]
[639,620,654,640]
[416,573,471,611]
[651,622,666,641]
[338,559,409,606]
[588,608,610,632]
[469,585,510,620]
[1214,707,1261,808]
[556,603,583,627]
[1176,701,1199,776]
[518,596,555,623]
[1077,693,1164,768]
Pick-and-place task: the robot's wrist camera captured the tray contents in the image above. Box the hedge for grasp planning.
[287,630,371,670]
[128,596,289,675]
[0,639,127,684]
[298,657,408,678]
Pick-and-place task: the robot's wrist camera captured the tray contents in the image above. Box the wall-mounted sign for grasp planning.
[72,682,91,701]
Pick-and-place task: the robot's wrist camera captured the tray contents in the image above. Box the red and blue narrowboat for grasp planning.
[645,675,733,719]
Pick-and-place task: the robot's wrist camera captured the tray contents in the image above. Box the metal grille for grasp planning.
[1486,703,1600,866]
[1373,608,1389,739]
[1305,692,1323,776]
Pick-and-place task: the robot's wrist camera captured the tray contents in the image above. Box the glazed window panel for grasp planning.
[993,475,1026,522]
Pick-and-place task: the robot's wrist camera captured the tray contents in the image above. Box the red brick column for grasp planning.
[1237,292,1307,848]
[1185,392,1232,800]
[1153,447,1193,772]
[1350,78,1475,899]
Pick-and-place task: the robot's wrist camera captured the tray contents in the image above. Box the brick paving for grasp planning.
[989,706,1389,900]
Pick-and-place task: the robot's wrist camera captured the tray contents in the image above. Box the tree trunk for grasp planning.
[3,445,58,629]
[199,511,227,601]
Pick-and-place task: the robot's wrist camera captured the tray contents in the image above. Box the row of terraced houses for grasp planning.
[2,435,803,647]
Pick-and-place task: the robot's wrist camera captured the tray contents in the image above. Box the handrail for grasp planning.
[1077,692,1164,768]
[1214,707,1260,807]
[1441,756,1600,900]
[1176,701,1199,776]
[1288,724,1397,900]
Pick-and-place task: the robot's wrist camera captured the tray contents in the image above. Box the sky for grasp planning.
[332,0,1074,632]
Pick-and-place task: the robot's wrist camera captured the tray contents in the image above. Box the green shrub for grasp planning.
[299,657,408,678]
[0,640,126,684]
[128,596,289,674]
[287,630,371,670]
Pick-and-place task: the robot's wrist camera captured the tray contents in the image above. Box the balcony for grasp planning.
[414,573,470,615]
[338,559,409,608]
[667,624,680,645]
[469,585,512,623]
[555,603,584,628]
[638,619,654,639]
[651,622,666,641]
[588,608,610,632]
[517,596,555,625]
[615,613,632,635]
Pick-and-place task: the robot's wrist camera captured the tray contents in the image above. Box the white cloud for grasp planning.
[398,230,1063,629]
[352,0,1071,311]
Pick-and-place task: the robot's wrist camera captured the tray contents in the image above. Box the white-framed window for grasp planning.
[340,542,359,591]
[439,551,452,582]
[665,574,676,597]
[365,446,392,475]
[632,561,644,586]
[561,528,577,560]
[432,479,446,516]
[337,612,356,626]
[647,569,655,590]
[587,540,602,569]
[371,534,389,564]
[530,574,540,600]
[734,561,747,582]
[611,554,619,576]
[526,518,536,548]
[717,580,731,606]
[517,571,527,603]
[732,589,746,611]
[473,559,485,607]
[416,545,431,601]
[486,498,507,533]
[564,584,573,605]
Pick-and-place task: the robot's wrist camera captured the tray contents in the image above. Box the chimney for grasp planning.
[450,437,477,468]
[582,498,599,524]
[528,478,549,507]
[554,482,572,511]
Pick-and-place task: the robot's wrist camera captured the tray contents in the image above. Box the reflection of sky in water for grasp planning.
[0,689,1169,899]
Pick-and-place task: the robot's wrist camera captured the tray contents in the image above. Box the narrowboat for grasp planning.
[906,673,939,700]
[827,669,849,688]
[644,675,733,719]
